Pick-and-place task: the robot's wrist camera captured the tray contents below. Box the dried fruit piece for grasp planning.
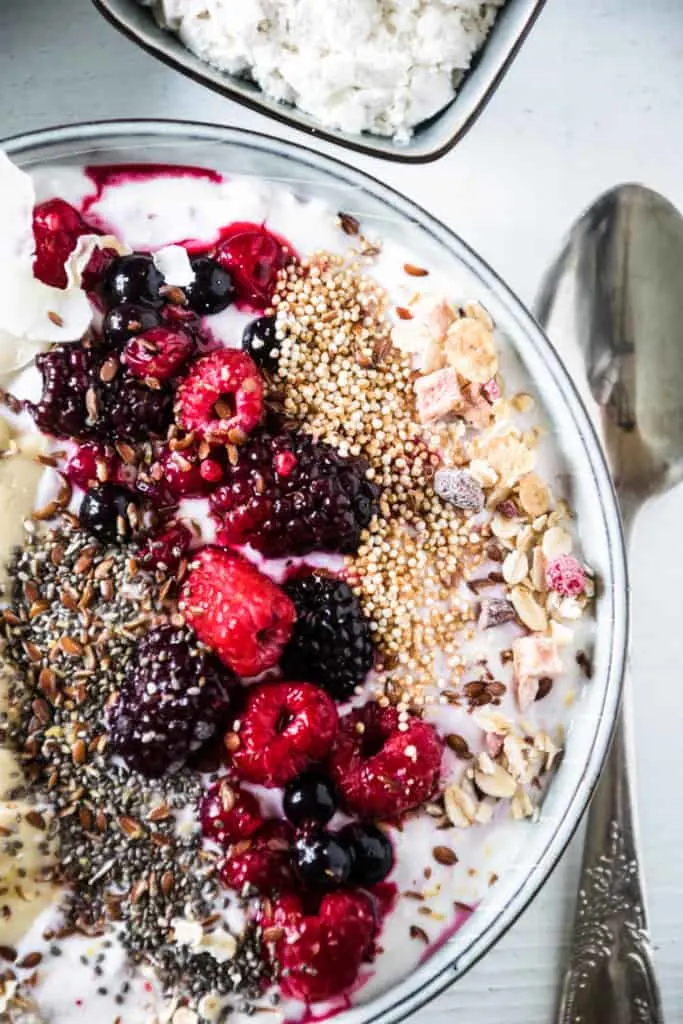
[478,597,516,630]
[513,635,564,710]
[414,367,462,424]
[518,472,550,518]
[445,316,498,383]
[546,554,587,597]
[433,468,484,513]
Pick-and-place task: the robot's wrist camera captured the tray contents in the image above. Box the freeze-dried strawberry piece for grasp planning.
[227,682,338,788]
[545,554,587,597]
[329,703,443,819]
[414,367,462,423]
[513,635,564,710]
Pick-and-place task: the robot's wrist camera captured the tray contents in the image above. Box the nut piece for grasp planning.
[445,317,498,383]
[510,585,548,632]
[443,780,477,828]
[518,472,550,517]
[433,468,484,513]
[542,525,573,559]
[474,760,517,799]
[502,549,529,585]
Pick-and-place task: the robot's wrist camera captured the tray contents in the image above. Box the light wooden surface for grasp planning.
[1,0,682,1020]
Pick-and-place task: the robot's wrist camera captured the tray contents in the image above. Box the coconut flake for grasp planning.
[0,151,98,377]
[154,244,196,288]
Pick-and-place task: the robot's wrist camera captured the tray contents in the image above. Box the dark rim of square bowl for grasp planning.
[89,0,547,164]
[0,118,627,1024]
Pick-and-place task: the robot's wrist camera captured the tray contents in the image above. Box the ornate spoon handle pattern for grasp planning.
[557,699,663,1024]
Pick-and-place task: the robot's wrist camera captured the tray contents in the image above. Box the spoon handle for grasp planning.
[557,689,663,1024]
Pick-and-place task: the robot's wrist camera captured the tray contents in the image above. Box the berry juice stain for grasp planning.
[81,164,297,311]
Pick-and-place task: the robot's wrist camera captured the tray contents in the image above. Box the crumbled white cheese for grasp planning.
[147,0,507,140]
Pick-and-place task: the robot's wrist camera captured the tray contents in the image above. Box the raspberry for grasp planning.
[32,344,172,443]
[137,522,192,573]
[199,459,224,484]
[228,682,338,787]
[158,448,210,500]
[329,703,443,819]
[176,349,264,443]
[108,625,237,777]
[220,820,294,895]
[124,327,195,381]
[180,548,295,677]
[210,423,379,558]
[32,198,92,288]
[200,778,263,847]
[545,554,587,597]
[282,575,374,700]
[214,225,295,310]
[263,891,375,1002]
[66,443,114,490]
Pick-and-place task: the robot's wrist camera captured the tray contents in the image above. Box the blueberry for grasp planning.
[102,254,164,309]
[185,257,235,315]
[79,484,137,543]
[292,826,351,890]
[103,303,161,348]
[242,316,279,372]
[283,771,338,827]
[338,823,394,886]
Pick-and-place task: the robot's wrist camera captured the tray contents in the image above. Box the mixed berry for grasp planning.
[1,163,594,1023]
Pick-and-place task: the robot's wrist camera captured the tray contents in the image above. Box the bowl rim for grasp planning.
[1,118,629,1023]
[89,0,548,165]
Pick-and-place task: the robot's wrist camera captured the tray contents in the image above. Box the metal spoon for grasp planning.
[535,183,683,1024]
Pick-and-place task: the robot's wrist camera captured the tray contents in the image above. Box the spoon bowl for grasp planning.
[537,184,683,518]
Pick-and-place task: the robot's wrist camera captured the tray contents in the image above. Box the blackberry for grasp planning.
[282,574,375,700]
[210,424,379,558]
[241,316,280,372]
[108,625,237,777]
[31,343,172,443]
[33,345,94,439]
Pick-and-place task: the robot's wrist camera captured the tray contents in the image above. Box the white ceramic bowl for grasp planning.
[2,119,628,1023]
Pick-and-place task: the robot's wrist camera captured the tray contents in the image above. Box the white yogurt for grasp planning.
[3,163,593,1024]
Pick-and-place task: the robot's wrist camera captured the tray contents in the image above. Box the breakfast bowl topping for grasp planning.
[0,155,595,1023]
